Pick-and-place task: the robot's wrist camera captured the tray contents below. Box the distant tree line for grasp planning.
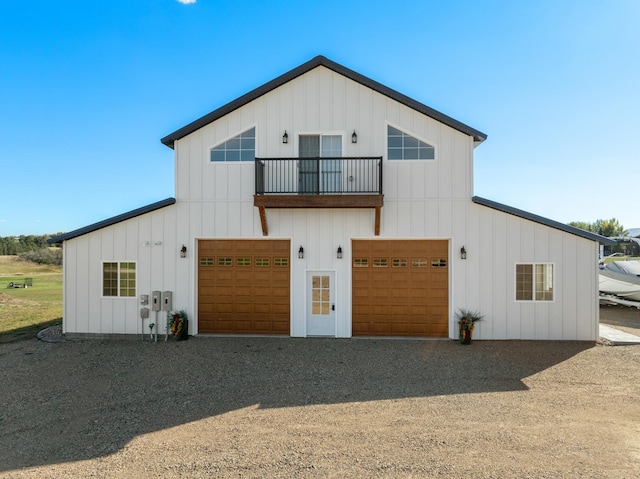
[569,218,639,257]
[568,218,627,238]
[0,234,64,266]
[0,235,55,255]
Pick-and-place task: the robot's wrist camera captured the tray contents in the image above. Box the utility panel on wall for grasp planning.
[161,291,172,311]
[151,291,162,312]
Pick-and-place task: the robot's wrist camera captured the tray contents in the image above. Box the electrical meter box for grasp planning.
[140,307,150,319]
[140,294,149,305]
[151,291,162,311]
[161,291,173,311]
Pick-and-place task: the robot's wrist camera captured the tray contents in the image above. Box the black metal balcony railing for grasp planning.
[255,157,383,195]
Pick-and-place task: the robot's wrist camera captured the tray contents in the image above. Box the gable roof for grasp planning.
[160,55,487,149]
[472,196,616,245]
[47,198,176,244]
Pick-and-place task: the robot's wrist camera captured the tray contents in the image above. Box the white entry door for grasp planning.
[306,271,336,336]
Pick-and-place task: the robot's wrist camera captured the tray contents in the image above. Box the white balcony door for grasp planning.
[299,135,342,194]
[320,135,342,192]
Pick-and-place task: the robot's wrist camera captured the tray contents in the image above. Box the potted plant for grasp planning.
[168,310,189,341]
[456,308,484,345]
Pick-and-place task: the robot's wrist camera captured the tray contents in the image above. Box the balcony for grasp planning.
[253,157,384,236]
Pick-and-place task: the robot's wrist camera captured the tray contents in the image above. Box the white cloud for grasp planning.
[177,0,196,4]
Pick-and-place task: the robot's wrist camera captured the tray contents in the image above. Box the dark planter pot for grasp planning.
[171,318,189,341]
[459,324,472,344]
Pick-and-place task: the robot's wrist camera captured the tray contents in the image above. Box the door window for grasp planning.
[311,275,331,315]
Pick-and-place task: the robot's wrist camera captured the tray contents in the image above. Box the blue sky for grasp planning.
[1,0,638,236]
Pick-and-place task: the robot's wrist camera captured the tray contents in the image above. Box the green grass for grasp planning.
[0,256,62,342]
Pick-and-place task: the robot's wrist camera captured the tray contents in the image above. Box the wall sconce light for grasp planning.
[180,245,187,258]
[298,245,304,259]
[351,130,357,143]
[141,241,150,247]
[282,130,288,144]
[154,240,162,246]
[460,246,467,260]
[337,246,343,259]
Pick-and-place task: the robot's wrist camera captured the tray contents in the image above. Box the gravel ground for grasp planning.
[1,309,639,478]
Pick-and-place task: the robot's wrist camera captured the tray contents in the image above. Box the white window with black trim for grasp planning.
[515,263,554,302]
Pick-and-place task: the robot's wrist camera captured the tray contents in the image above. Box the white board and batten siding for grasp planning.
[457,203,600,341]
[170,66,479,339]
[175,66,475,203]
[61,205,188,336]
[61,62,601,341]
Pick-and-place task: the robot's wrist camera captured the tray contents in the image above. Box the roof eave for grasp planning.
[472,196,616,245]
[160,55,487,149]
[47,197,176,244]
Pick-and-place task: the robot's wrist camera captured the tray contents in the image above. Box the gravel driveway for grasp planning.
[1,317,639,478]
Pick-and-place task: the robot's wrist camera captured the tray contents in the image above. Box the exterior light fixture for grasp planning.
[180,245,187,258]
[351,130,357,143]
[283,130,289,144]
[337,246,343,259]
[298,245,304,259]
[460,246,467,260]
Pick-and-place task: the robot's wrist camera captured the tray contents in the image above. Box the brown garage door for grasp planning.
[352,239,448,337]
[198,239,290,334]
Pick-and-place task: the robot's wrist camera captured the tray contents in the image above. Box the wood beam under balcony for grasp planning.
[258,206,268,236]
[254,194,383,209]
[254,194,384,236]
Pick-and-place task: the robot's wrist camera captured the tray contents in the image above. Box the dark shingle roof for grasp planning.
[47,198,176,244]
[160,55,487,149]
[472,196,616,245]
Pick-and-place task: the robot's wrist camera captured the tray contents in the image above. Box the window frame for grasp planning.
[102,261,137,298]
[514,262,555,302]
[296,131,345,157]
[386,122,437,161]
[297,131,345,194]
[209,126,256,163]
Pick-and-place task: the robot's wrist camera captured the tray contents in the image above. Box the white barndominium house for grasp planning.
[49,56,613,341]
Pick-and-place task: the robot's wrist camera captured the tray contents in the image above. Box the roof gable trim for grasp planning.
[472,196,616,245]
[47,198,176,244]
[160,56,487,149]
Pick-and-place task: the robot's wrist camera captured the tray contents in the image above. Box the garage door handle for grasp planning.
[332,304,335,311]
